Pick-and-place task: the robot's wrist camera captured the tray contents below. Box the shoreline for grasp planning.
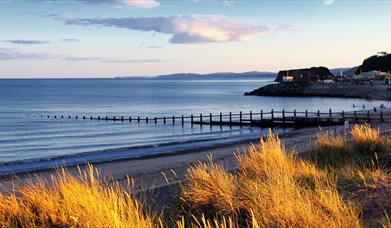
[0,125,350,191]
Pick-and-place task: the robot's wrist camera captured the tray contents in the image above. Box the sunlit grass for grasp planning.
[180,131,360,227]
[0,165,158,228]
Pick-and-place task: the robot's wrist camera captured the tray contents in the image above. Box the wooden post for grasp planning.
[354,111,357,122]
[200,114,203,123]
[76,116,78,119]
[61,115,64,119]
[54,115,57,119]
[146,117,148,123]
[317,110,320,125]
[83,116,85,120]
[91,116,93,120]
[250,110,253,123]
[105,116,107,121]
[181,115,184,125]
[282,109,285,125]
[154,117,157,124]
[229,112,232,125]
[220,112,222,123]
[69,116,71,119]
[260,110,263,122]
[137,117,140,122]
[293,109,296,123]
[305,110,308,124]
[240,111,243,125]
[367,111,370,123]
[98,116,100,120]
[271,109,274,122]
[113,116,116,121]
[121,116,124,122]
[209,113,212,123]
[172,116,175,124]
[381,111,384,123]
[164,116,166,124]
[129,116,132,122]
[191,114,194,125]
[329,109,332,124]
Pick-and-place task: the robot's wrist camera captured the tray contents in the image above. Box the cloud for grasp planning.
[0,48,166,63]
[145,45,163,49]
[77,0,160,8]
[2,39,50,45]
[323,0,335,5]
[60,38,79,42]
[64,15,274,44]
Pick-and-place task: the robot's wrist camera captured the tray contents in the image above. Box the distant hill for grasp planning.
[117,71,277,80]
[356,52,391,74]
[330,67,358,76]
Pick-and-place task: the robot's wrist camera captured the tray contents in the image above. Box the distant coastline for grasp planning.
[116,71,277,80]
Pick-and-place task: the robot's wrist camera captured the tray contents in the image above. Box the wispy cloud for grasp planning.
[2,39,51,45]
[323,0,335,6]
[77,0,160,8]
[64,15,277,44]
[0,48,166,63]
[60,38,79,42]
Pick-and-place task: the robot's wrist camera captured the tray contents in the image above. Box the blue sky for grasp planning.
[0,0,390,78]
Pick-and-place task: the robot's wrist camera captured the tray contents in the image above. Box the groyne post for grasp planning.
[329,109,332,124]
[129,116,132,122]
[271,109,274,122]
[172,116,175,124]
[191,114,194,125]
[155,117,157,124]
[181,115,184,125]
[293,109,296,123]
[209,113,212,123]
[220,112,222,123]
[250,110,253,123]
[260,110,263,122]
[317,110,320,124]
[137,117,140,122]
[305,110,308,124]
[146,117,148,123]
[239,111,243,125]
[121,116,124,122]
[164,116,166,124]
[282,109,285,125]
[229,112,232,125]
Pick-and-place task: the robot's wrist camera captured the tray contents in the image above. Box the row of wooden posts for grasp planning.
[41,109,386,127]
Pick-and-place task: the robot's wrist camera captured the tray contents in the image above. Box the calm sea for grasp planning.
[1,78,390,174]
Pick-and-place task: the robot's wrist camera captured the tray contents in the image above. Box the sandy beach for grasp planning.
[2,118,391,193]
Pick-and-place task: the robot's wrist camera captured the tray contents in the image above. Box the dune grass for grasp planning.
[180,131,360,227]
[0,165,158,228]
[1,124,391,227]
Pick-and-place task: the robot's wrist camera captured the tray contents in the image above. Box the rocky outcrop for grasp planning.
[275,67,334,82]
[244,82,308,96]
[245,82,391,100]
[356,52,391,74]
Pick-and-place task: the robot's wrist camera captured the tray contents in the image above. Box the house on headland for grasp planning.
[275,67,334,83]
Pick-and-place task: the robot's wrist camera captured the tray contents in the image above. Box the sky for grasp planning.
[0,0,390,78]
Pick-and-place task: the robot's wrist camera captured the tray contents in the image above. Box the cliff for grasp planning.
[275,67,334,82]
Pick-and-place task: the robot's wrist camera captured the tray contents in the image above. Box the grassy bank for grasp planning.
[1,124,391,227]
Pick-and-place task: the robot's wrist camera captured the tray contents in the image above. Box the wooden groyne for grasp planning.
[41,109,389,128]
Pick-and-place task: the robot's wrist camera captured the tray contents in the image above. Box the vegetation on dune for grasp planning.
[180,131,360,227]
[1,124,391,227]
[0,166,158,228]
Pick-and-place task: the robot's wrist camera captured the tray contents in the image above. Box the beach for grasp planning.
[2,118,391,193]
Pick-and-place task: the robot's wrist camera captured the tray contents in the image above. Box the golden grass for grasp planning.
[180,131,360,227]
[351,124,383,155]
[0,165,157,228]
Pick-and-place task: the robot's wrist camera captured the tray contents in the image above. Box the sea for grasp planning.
[1,77,390,174]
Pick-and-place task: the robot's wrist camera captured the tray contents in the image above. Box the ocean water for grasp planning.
[1,78,390,174]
